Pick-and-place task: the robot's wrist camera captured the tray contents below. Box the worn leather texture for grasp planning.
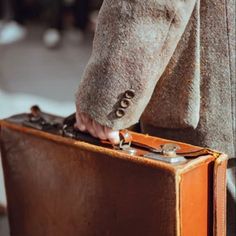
[180,161,214,236]
[0,119,228,236]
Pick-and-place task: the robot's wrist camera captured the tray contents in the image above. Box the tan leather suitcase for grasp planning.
[0,106,227,236]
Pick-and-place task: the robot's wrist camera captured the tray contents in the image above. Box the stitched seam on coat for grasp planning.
[224,0,236,159]
[146,3,178,94]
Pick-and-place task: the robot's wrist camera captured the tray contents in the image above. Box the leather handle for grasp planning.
[63,113,102,146]
[21,106,222,158]
[63,113,219,157]
[63,113,77,129]
[63,113,133,148]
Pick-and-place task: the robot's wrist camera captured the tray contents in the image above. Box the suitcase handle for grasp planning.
[63,114,187,157]
[63,112,134,150]
[27,106,221,158]
[26,106,132,149]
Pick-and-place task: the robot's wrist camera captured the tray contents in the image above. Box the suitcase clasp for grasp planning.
[118,131,137,155]
[23,105,63,134]
[144,144,187,164]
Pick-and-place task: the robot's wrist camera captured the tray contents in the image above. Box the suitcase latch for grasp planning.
[119,140,137,155]
[23,106,62,134]
[118,132,137,155]
[144,144,187,164]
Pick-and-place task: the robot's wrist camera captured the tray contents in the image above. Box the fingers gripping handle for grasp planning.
[63,112,133,149]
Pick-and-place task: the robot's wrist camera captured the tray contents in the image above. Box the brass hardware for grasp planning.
[119,137,137,155]
[23,105,62,134]
[160,143,181,157]
[144,152,186,164]
[144,143,186,164]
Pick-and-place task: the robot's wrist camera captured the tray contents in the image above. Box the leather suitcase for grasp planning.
[0,106,227,236]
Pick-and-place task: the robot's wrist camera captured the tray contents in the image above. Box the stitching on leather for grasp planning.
[176,173,181,236]
[214,159,227,236]
[219,163,226,236]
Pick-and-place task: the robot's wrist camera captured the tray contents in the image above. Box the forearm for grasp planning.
[77,0,197,130]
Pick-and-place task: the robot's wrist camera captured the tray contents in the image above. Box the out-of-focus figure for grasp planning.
[42,0,90,48]
[0,203,6,215]
[0,0,27,45]
[0,0,102,48]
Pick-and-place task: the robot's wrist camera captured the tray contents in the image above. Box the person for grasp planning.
[0,0,27,45]
[42,0,89,48]
[75,0,235,235]
[0,204,6,215]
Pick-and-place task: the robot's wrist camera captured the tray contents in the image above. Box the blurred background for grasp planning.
[0,0,103,234]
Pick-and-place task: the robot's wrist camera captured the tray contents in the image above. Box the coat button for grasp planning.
[120,98,130,108]
[115,108,125,118]
[124,89,135,99]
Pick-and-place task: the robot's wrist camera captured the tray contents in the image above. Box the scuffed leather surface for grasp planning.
[1,127,177,236]
[0,119,228,236]
[180,162,214,236]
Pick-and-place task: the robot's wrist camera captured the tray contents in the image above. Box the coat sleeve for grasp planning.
[76,0,197,130]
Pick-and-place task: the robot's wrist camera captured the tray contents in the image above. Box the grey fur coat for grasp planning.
[76,0,235,234]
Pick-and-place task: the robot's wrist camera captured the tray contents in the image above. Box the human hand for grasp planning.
[75,110,120,145]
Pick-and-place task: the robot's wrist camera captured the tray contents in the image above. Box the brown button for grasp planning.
[115,108,125,118]
[124,89,135,99]
[120,98,130,108]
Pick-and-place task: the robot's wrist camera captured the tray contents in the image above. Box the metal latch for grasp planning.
[144,143,187,164]
[118,132,137,155]
[23,105,62,134]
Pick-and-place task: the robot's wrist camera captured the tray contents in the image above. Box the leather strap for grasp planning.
[120,130,221,158]
[26,108,222,158]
